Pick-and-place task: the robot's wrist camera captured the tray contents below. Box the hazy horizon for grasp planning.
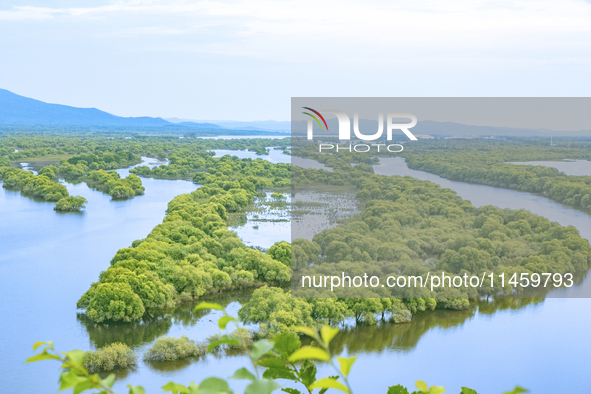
[3,89,591,134]
[1,0,590,121]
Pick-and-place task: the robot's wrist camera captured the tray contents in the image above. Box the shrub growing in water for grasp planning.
[206,327,254,350]
[82,342,136,373]
[0,167,69,201]
[143,336,205,361]
[54,195,87,212]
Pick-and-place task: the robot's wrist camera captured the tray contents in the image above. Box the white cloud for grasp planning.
[0,0,589,119]
[4,0,586,65]
[2,0,590,33]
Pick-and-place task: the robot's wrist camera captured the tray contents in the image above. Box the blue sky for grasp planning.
[1,0,590,121]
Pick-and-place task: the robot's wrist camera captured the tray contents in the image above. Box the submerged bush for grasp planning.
[143,336,205,361]
[54,195,87,212]
[82,342,137,373]
[85,282,145,323]
[86,170,145,199]
[207,327,254,350]
[0,166,69,201]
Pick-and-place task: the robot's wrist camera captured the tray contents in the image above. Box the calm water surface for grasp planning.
[2,154,591,393]
[0,158,195,393]
[231,191,290,249]
[507,159,591,176]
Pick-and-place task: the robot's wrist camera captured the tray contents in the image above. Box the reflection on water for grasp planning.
[19,162,37,174]
[99,291,564,394]
[145,358,195,374]
[78,289,258,349]
[329,299,544,355]
[77,313,174,350]
[102,364,138,381]
[102,295,591,394]
[231,191,291,249]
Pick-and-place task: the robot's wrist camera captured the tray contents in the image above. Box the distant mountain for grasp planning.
[0,89,288,134]
[177,121,221,129]
[210,120,290,132]
[167,118,290,132]
[0,89,172,128]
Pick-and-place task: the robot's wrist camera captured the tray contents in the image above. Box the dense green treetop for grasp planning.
[1,134,289,162]
[0,166,69,202]
[86,170,145,199]
[293,166,590,283]
[77,175,291,323]
[78,155,591,331]
[401,140,591,210]
[55,195,87,212]
[131,150,291,187]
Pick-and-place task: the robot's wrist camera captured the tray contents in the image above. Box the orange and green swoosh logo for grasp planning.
[302,107,328,131]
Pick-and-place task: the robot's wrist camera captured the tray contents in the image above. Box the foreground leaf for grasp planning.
[428,387,445,394]
[162,382,189,394]
[251,340,274,361]
[387,384,409,394]
[258,356,288,369]
[207,337,241,353]
[260,357,297,380]
[263,367,297,381]
[297,360,317,388]
[281,389,302,394]
[218,316,237,330]
[59,370,86,391]
[337,356,357,376]
[73,378,100,394]
[244,379,281,394]
[415,381,428,393]
[318,376,339,394]
[128,385,146,394]
[26,351,61,363]
[194,302,224,312]
[503,387,528,394]
[101,374,116,388]
[229,367,256,381]
[287,346,330,362]
[272,332,301,358]
[64,350,85,367]
[309,378,350,394]
[294,326,317,339]
[320,326,339,344]
[33,341,51,351]
[198,377,233,393]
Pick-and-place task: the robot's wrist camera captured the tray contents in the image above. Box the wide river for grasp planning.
[2,153,591,393]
